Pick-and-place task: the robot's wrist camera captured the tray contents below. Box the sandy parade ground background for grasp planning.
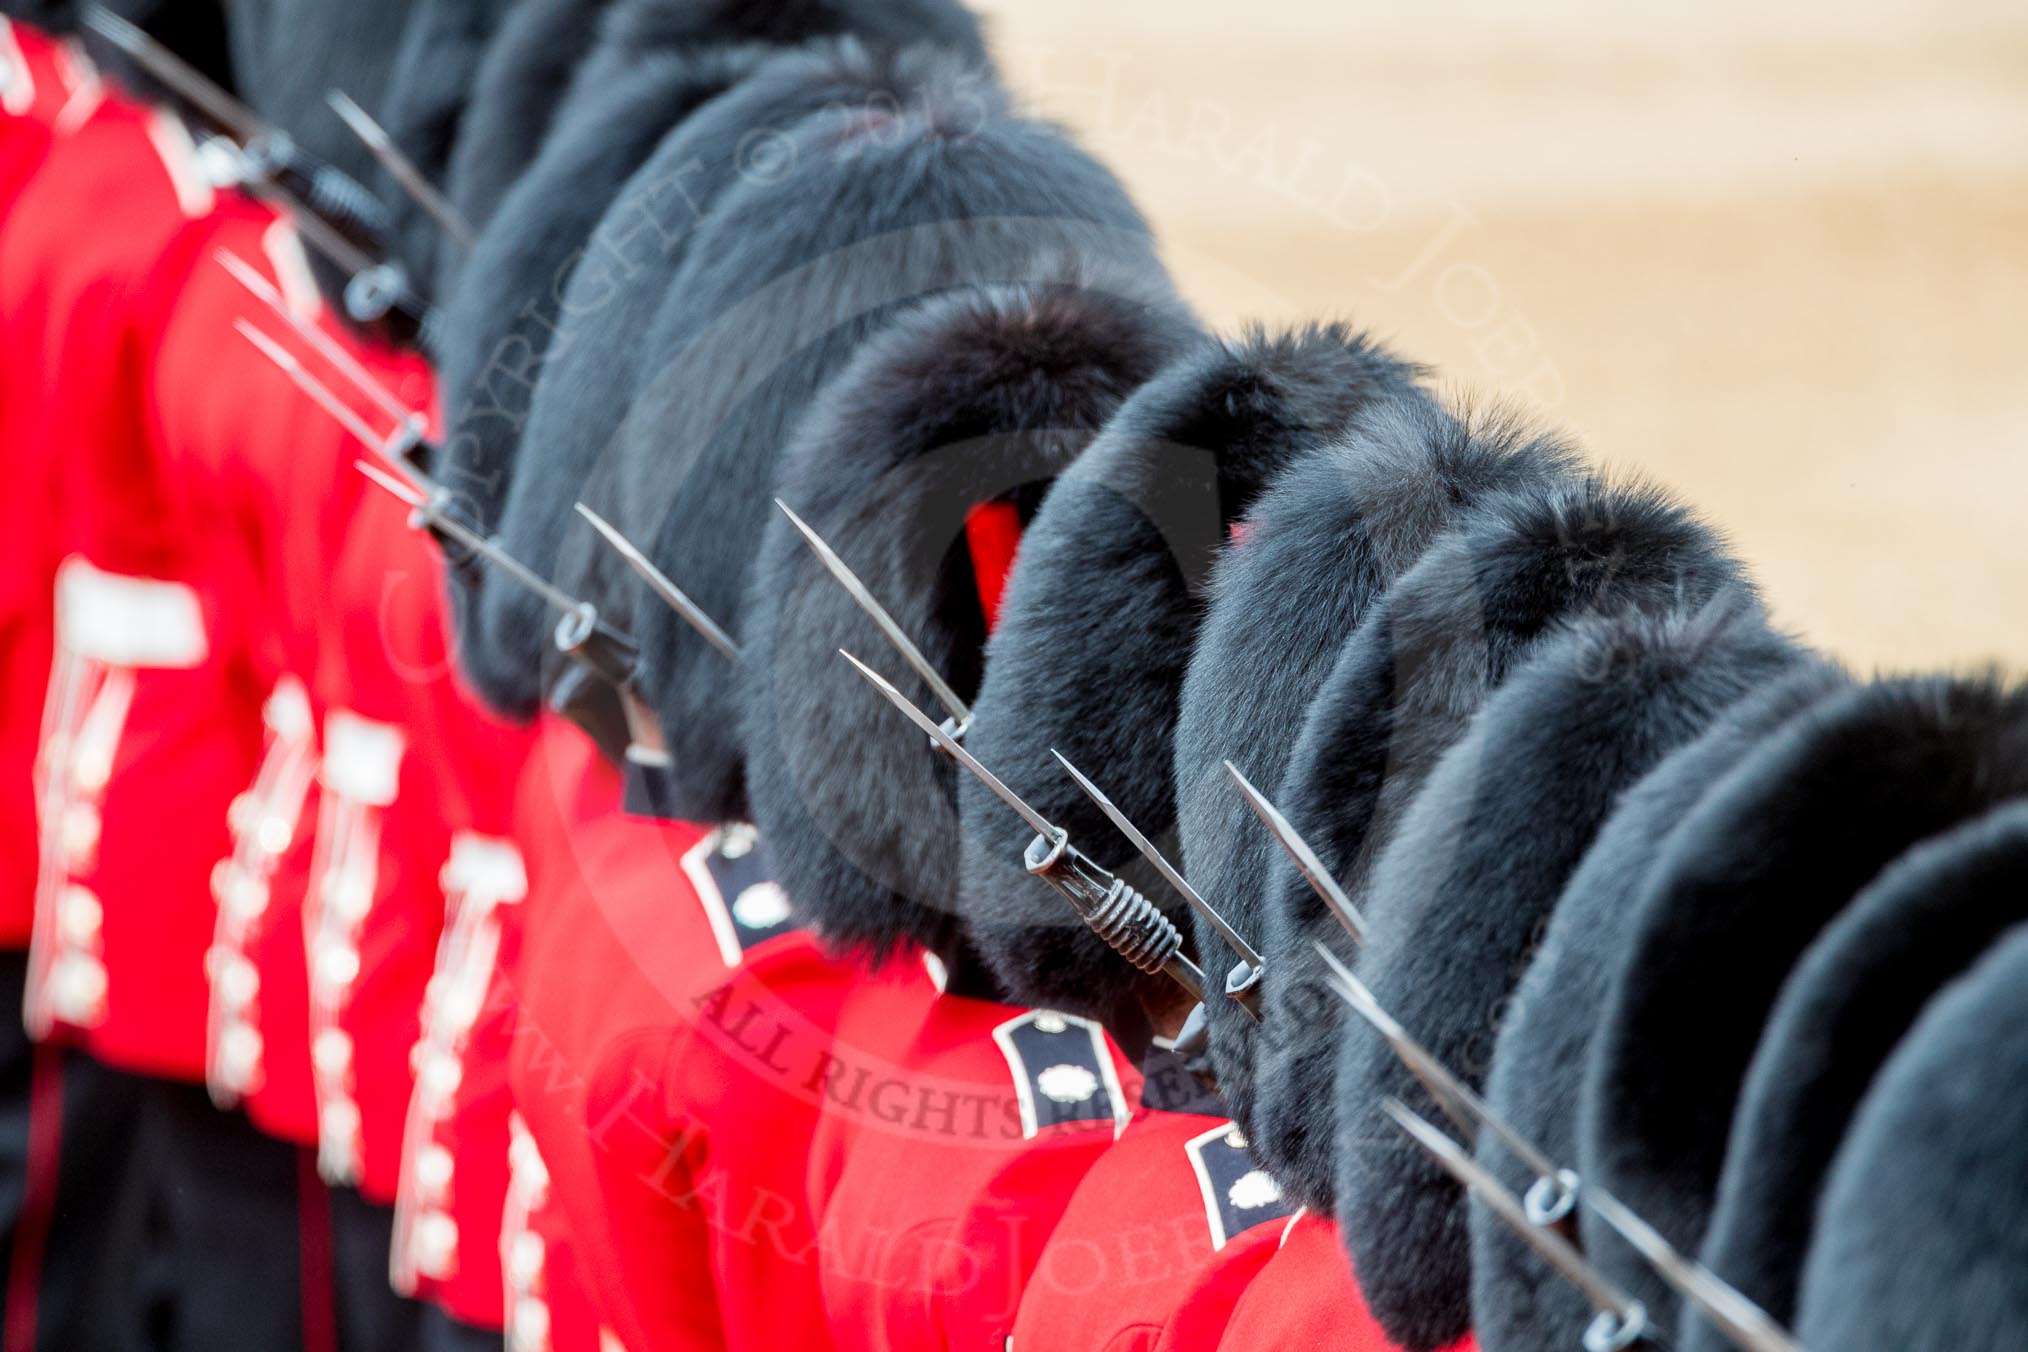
[972,0,2028,673]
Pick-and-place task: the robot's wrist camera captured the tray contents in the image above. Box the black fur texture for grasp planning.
[436,41,765,717]
[1271,480,1756,1223]
[1469,661,1850,1352]
[615,70,1175,829]
[438,0,986,296]
[1173,402,1578,1136]
[958,325,1424,1028]
[223,0,414,189]
[1794,918,2028,1352]
[1326,600,1794,1352]
[1579,672,2028,1333]
[438,0,613,294]
[1683,798,2028,1351]
[476,40,926,715]
[373,0,519,287]
[741,278,1193,972]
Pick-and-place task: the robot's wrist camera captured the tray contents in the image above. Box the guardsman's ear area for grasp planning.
[1322,603,1800,1351]
[1169,402,1580,1139]
[954,323,1422,1023]
[1795,920,2028,1352]
[1578,670,2028,1337]
[739,282,1189,973]
[1683,798,2028,1352]
[1468,658,1849,1352]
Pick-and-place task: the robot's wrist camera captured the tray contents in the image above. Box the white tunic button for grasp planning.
[60,803,101,865]
[315,944,361,992]
[216,953,260,1010]
[312,1028,354,1077]
[508,1230,546,1288]
[413,1143,455,1201]
[510,1297,552,1352]
[58,885,104,946]
[217,1022,265,1091]
[50,953,109,1024]
[411,1210,459,1280]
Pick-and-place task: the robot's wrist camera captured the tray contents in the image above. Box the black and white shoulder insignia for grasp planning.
[991,1010,1131,1141]
[1184,1122,1293,1250]
[681,823,796,967]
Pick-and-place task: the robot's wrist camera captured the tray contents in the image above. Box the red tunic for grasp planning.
[1209,1211,1473,1352]
[1010,1110,1295,1351]
[138,195,378,1144]
[19,99,268,1081]
[588,926,939,1352]
[0,37,89,934]
[811,990,1143,1350]
[504,729,736,1351]
[304,483,530,1208]
[390,716,568,1334]
[1150,1222,1287,1352]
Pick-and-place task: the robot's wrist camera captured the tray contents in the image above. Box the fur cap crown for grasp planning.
[1468,660,1849,1352]
[616,70,1172,827]
[1579,671,2028,1334]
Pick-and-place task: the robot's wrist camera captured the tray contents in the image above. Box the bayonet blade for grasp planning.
[574,503,740,663]
[1225,759,1366,942]
[778,499,972,732]
[218,249,430,447]
[1316,941,1556,1175]
[1326,950,1799,1350]
[1317,942,1488,1150]
[327,89,476,251]
[1053,750,1264,970]
[1582,1190,1802,1352]
[82,5,262,140]
[839,650,1057,840]
[1383,1099,1650,1347]
[235,320,388,452]
[353,462,581,617]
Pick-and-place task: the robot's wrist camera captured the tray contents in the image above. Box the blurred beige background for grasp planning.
[975,0,2028,672]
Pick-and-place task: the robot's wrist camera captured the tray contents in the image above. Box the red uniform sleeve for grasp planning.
[583,906,934,1352]
[815,995,1141,1351]
[1211,1212,1474,1352]
[1012,1111,1296,1352]
[510,768,748,1348]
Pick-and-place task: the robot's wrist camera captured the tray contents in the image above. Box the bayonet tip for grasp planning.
[1224,759,1367,942]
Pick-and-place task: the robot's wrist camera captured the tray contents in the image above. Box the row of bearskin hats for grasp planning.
[19,0,2028,1348]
